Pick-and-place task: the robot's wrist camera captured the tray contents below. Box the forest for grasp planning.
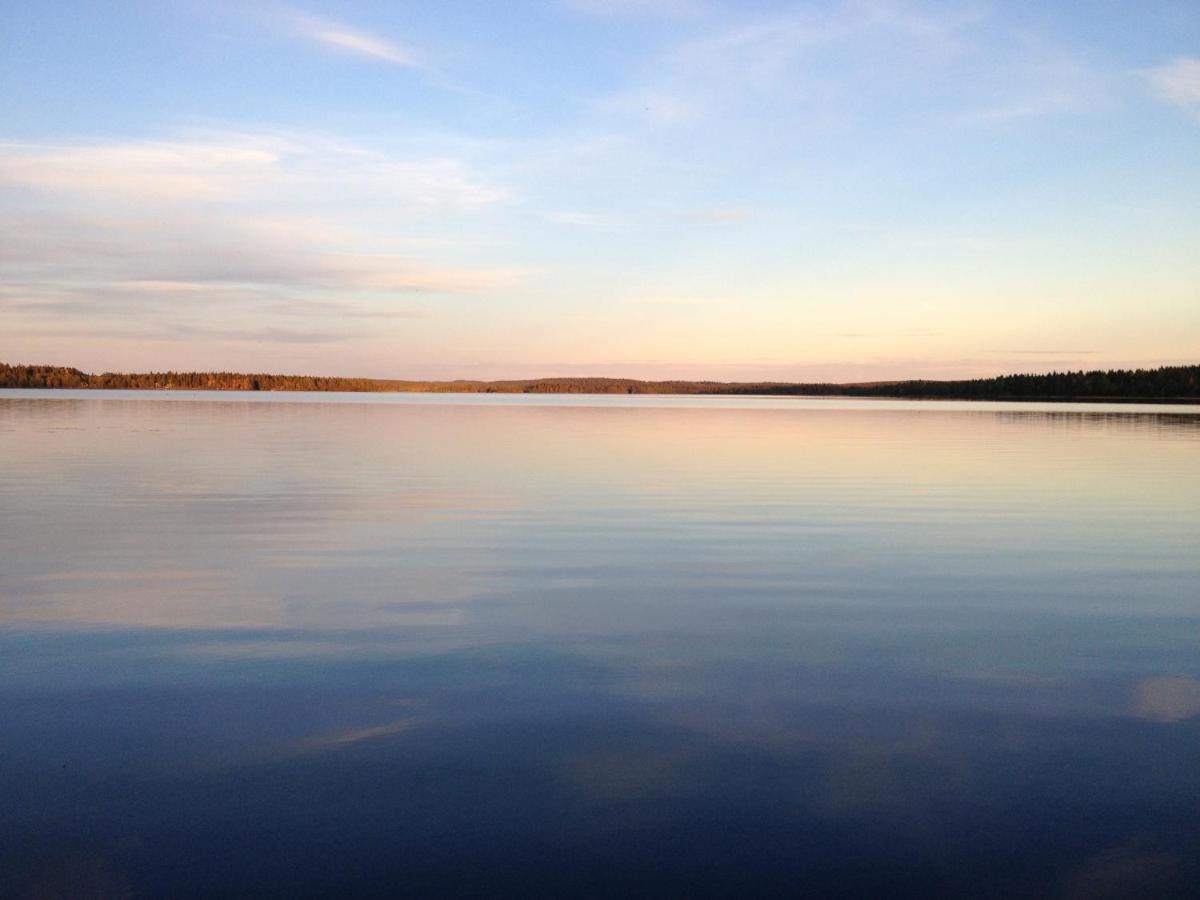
[1,361,1197,401]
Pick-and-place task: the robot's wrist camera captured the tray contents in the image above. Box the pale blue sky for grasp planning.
[2,0,1198,379]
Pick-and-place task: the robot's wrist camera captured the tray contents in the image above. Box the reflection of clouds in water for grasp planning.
[1133,676,1200,723]
[178,638,358,659]
[298,717,418,751]
[1,568,283,628]
[667,700,981,817]
[815,727,980,818]
[1,398,509,633]
[275,567,479,629]
[162,699,429,778]
[2,397,1199,894]
[1,562,477,631]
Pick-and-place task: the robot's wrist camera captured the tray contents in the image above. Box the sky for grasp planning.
[1,0,1198,381]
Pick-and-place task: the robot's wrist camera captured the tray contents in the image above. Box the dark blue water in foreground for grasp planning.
[2,391,1199,897]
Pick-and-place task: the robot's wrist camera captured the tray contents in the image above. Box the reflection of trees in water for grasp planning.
[994,410,1200,434]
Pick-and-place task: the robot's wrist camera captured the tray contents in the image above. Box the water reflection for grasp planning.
[1134,677,1200,723]
[1,393,1198,896]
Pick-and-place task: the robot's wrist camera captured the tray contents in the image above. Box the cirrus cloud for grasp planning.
[280,7,418,66]
[1146,57,1200,113]
[0,131,521,347]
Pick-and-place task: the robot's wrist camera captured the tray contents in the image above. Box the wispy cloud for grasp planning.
[564,0,702,18]
[284,9,416,66]
[593,1,1119,142]
[0,139,280,200]
[596,0,983,131]
[0,131,519,345]
[0,134,505,207]
[1145,57,1200,112]
[959,38,1111,124]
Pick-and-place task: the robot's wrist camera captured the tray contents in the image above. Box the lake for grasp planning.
[2,390,1198,897]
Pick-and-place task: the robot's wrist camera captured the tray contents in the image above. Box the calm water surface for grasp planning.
[2,390,1199,897]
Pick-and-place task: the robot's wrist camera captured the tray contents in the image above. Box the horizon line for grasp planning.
[2,359,1198,384]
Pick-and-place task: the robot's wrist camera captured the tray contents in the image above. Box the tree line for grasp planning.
[1,361,1196,401]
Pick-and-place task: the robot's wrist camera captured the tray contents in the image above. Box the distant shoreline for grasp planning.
[2,362,1198,403]
[3,389,1196,406]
